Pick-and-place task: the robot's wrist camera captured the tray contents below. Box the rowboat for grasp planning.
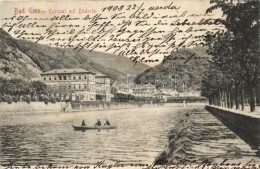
[72,125,117,130]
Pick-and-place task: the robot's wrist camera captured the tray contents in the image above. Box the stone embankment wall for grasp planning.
[155,107,260,165]
[205,105,260,150]
[0,102,208,114]
[0,101,161,113]
[0,102,65,113]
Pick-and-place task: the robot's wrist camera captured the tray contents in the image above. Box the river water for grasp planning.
[0,106,184,165]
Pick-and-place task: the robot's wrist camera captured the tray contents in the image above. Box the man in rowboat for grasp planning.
[81,120,86,126]
[104,119,110,126]
[95,119,101,126]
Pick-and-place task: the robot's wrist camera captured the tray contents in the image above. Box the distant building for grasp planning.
[154,93,171,102]
[179,91,201,97]
[40,68,96,101]
[161,89,179,97]
[132,83,156,97]
[114,81,156,97]
[95,73,112,102]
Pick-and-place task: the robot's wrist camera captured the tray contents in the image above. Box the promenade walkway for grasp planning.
[208,105,260,119]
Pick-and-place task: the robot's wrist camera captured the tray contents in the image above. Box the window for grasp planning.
[68,75,71,80]
[84,84,87,90]
[73,76,76,80]
[49,76,51,81]
[79,75,81,80]
[84,75,87,80]
[59,76,62,80]
[79,84,81,90]
[73,84,76,90]
[63,75,67,80]
[54,76,57,80]
[43,77,46,81]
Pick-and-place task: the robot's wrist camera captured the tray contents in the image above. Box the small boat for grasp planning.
[72,125,117,130]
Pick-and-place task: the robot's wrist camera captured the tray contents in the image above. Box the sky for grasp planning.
[0,0,224,66]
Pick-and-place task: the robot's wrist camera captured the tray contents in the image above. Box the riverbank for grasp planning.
[0,102,64,113]
[206,105,260,151]
[0,101,207,114]
[155,107,260,165]
[0,102,150,113]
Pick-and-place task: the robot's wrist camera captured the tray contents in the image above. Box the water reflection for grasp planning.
[0,107,183,165]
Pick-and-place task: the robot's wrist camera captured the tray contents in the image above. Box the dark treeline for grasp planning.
[201,0,260,112]
[167,96,207,103]
[0,78,66,104]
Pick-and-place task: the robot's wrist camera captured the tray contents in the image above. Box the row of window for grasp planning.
[96,86,110,92]
[52,84,96,91]
[133,92,154,95]
[43,74,95,81]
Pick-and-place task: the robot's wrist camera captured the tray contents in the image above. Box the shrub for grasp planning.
[55,97,61,102]
[3,95,13,104]
[31,95,37,102]
[40,95,49,105]
[12,96,19,103]
[49,96,56,104]
[22,95,31,104]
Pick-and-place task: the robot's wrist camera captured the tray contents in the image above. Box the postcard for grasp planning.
[0,0,259,168]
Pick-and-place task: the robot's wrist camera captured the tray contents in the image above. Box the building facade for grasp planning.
[41,68,96,101]
[95,73,112,102]
[131,83,156,97]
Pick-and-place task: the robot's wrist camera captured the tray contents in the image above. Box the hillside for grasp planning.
[0,30,42,79]
[0,29,149,81]
[135,47,211,91]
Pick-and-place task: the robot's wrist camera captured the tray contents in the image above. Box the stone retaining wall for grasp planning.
[205,105,260,151]
[0,102,65,113]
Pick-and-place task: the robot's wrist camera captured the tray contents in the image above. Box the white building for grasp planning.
[41,68,96,101]
[95,73,112,102]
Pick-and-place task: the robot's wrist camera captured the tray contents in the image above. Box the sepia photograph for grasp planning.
[0,0,259,168]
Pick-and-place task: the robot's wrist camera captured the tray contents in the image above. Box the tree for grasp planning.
[202,0,260,112]
[31,81,47,96]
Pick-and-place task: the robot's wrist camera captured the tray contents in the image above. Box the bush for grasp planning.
[2,95,13,104]
[39,95,49,105]
[22,95,31,104]
[55,97,61,102]
[31,95,37,102]
[49,96,56,104]
[12,96,19,103]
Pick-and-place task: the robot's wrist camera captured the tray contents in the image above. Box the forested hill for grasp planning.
[135,47,211,91]
[0,29,149,80]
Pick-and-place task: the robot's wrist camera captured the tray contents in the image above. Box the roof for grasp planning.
[41,68,95,75]
[96,72,107,77]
